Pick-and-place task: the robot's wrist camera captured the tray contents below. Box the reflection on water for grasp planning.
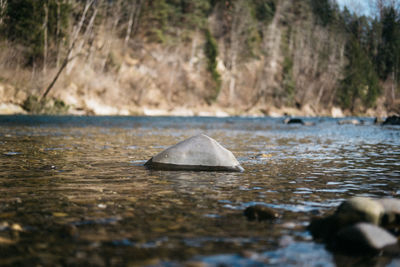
[0,115,399,266]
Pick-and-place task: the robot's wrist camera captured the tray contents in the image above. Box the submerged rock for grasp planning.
[244,205,279,221]
[283,118,303,124]
[335,223,398,253]
[383,115,400,125]
[283,117,315,126]
[144,134,244,172]
[337,119,363,125]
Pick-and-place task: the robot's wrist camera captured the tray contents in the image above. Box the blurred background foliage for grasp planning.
[0,0,399,114]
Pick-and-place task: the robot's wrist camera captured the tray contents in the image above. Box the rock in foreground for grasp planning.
[335,197,384,225]
[377,198,400,226]
[144,134,244,172]
[309,196,400,254]
[336,223,398,252]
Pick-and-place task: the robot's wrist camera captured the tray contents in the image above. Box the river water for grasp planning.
[0,115,399,266]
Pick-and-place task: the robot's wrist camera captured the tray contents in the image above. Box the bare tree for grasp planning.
[56,0,62,67]
[0,0,7,26]
[227,0,252,105]
[99,0,122,72]
[43,1,49,75]
[41,0,95,100]
[251,0,283,106]
[66,0,98,74]
[368,0,400,17]
[124,0,143,50]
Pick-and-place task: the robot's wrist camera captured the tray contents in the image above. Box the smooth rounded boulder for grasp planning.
[144,134,244,172]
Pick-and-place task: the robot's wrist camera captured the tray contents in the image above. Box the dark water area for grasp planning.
[0,115,399,266]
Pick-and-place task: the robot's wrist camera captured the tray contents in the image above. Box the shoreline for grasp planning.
[0,101,391,118]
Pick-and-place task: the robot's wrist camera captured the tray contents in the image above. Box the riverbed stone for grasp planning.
[337,119,362,125]
[283,118,303,124]
[377,198,400,226]
[335,197,384,226]
[283,117,314,126]
[244,205,279,221]
[383,115,400,125]
[144,134,244,172]
[308,214,340,241]
[335,223,398,253]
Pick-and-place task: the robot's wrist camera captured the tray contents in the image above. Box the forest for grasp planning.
[0,0,399,116]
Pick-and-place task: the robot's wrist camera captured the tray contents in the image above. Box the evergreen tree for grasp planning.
[377,6,400,81]
[204,29,221,101]
[141,0,211,42]
[3,0,69,66]
[366,18,382,63]
[338,37,381,111]
[251,0,276,23]
[180,0,211,29]
[310,0,334,26]
[4,0,45,63]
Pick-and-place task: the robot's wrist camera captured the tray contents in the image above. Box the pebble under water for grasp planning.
[0,115,399,266]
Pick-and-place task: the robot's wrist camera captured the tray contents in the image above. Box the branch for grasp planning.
[40,0,94,100]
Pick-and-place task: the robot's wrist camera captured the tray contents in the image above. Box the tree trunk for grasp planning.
[100,0,121,73]
[124,1,135,49]
[251,2,282,106]
[0,0,7,26]
[67,3,98,74]
[131,0,143,39]
[123,0,144,44]
[391,71,396,102]
[189,30,198,68]
[43,1,49,75]
[56,0,61,68]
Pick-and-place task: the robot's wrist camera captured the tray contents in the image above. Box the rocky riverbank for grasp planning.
[0,81,393,117]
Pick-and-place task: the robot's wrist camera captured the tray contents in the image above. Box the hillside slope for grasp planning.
[0,0,398,116]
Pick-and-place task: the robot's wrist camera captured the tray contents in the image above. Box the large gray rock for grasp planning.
[336,223,398,253]
[144,134,244,172]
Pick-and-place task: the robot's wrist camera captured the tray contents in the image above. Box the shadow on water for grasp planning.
[0,115,399,266]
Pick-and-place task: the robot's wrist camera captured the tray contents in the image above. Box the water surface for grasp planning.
[0,115,399,266]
